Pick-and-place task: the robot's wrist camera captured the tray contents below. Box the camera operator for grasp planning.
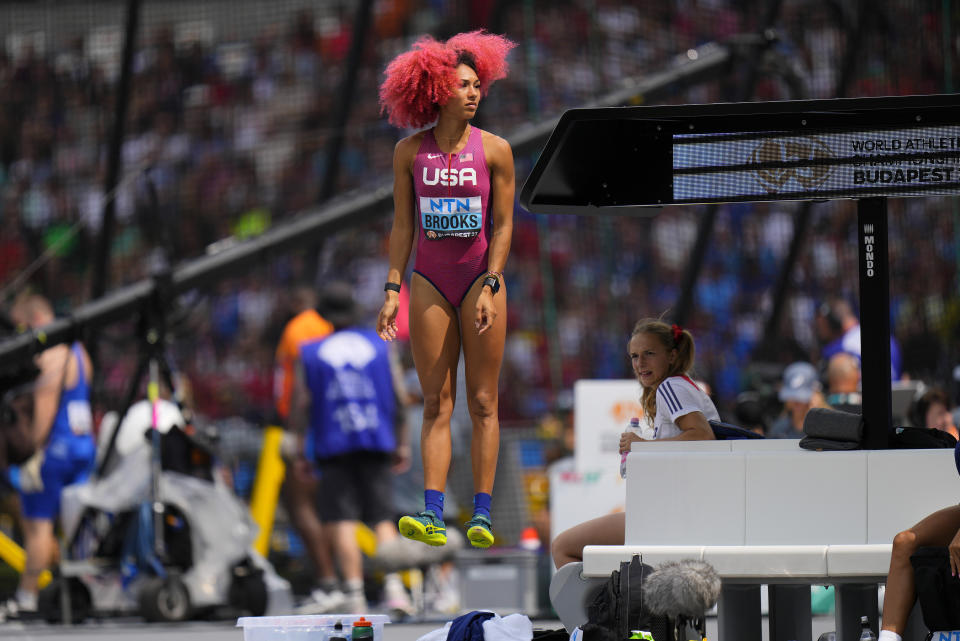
[3,293,95,617]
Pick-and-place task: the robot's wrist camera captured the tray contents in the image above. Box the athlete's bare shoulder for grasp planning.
[480,130,512,165]
[394,130,428,171]
[396,131,427,154]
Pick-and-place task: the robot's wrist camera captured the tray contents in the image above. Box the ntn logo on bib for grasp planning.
[420,196,482,238]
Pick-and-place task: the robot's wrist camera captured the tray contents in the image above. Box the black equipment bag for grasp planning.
[910,546,960,631]
[892,426,958,449]
[585,555,674,641]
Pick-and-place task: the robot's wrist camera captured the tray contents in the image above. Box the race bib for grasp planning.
[419,196,482,239]
[67,400,93,435]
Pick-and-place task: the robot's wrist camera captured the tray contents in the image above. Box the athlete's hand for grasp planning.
[950,526,960,578]
[618,431,645,454]
[377,292,400,341]
[392,444,412,474]
[475,290,497,335]
[19,450,45,493]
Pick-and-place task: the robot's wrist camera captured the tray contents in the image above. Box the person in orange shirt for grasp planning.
[275,287,334,420]
[273,285,343,613]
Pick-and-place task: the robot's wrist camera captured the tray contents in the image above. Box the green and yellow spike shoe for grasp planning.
[398,510,447,546]
[465,514,495,548]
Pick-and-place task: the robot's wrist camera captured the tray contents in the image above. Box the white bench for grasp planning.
[550,441,960,641]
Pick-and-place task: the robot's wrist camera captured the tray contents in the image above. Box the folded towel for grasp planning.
[802,407,864,443]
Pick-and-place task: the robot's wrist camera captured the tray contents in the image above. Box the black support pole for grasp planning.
[91,0,140,302]
[757,202,813,359]
[857,197,892,450]
[88,0,140,376]
[318,0,374,203]
[674,205,717,326]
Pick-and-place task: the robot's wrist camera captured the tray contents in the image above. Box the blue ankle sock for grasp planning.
[424,490,444,519]
[473,492,492,520]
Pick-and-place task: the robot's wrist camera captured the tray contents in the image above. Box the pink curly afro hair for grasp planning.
[379,30,516,129]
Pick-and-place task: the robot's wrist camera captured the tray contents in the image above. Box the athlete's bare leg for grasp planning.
[881,504,960,634]
[329,521,363,583]
[20,517,56,599]
[282,456,337,584]
[459,278,507,496]
[409,274,461,494]
[551,512,626,569]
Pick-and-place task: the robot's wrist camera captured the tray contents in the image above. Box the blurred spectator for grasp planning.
[909,387,959,440]
[816,297,903,381]
[825,352,862,414]
[769,361,828,439]
[733,390,768,435]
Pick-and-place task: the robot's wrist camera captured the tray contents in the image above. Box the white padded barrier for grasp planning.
[744,450,867,545]
[703,545,828,579]
[631,438,804,454]
[581,544,894,580]
[826,544,893,577]
[867,449,960,542]
[582,545,705,576]
[730,438,808,451]
[624,452,746,545]
[559,447,960,641]
[637,439,735,452]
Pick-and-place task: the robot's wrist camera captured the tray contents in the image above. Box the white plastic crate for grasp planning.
[236,614,390,641]
[455,549,539,615]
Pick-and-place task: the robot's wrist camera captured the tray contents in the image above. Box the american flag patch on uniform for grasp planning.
[459,152,473,162]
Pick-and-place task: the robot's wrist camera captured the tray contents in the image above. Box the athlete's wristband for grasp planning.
[482,275,500,294]
[384,282,401,293]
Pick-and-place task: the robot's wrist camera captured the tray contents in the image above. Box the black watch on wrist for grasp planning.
[384,282,401,293]
[481,275,500,294]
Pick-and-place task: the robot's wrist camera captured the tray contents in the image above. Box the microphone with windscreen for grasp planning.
[641,560,721,618]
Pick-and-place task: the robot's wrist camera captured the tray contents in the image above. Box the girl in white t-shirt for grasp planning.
[551,319,719,569]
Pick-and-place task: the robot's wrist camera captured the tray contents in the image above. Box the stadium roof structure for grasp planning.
[520,92,960,448]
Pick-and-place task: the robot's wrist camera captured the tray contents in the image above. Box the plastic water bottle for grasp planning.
[858,616,877,641]
[620,417,643,478]
[329,621,349,641]
[351,617,374,641]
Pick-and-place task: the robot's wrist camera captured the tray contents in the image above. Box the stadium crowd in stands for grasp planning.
[0,0,957,429]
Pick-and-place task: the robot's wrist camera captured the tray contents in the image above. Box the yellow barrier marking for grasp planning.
[250,425,286,557]
[0,530,52,588]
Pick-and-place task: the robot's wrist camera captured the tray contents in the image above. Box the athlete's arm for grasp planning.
[30,345,70,447]
[287,360,310,455]
[663,411,716,441]
[388,344,411,473]
[273,326,296,422]
[378,136,418,341]
[476,133,515,335]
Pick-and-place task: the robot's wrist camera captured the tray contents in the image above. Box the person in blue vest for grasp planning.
[4,293,95,618]
[289,281,413,615]
[816,297,902,381]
